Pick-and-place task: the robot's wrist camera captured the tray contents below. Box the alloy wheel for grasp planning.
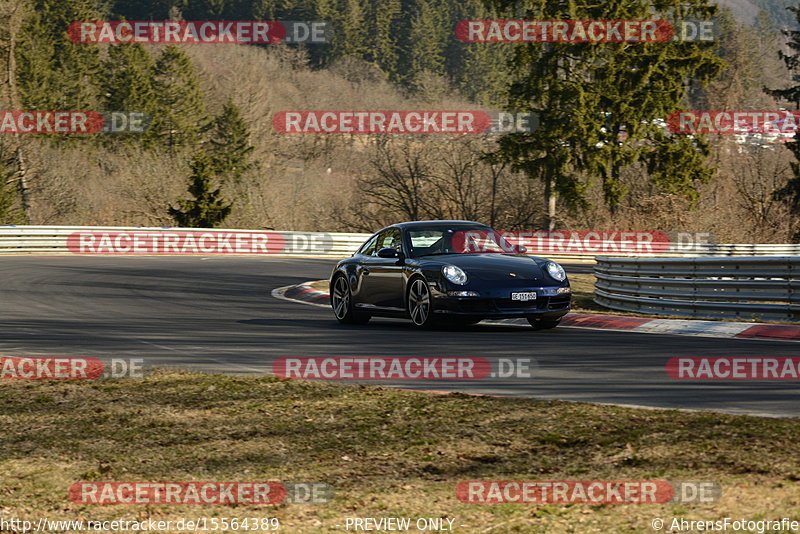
[332,276,351,320]
[408,279,431,326]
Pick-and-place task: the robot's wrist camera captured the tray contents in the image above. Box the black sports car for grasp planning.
[329,221,571,329]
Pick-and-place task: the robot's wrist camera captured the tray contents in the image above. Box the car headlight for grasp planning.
[442,265,468,285]
[545,261,566,282]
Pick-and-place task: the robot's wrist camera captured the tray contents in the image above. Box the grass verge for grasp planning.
[1,371,798,533]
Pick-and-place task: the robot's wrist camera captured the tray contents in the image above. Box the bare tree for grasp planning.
[358,136,438,223]
[0,0,31,222]
[731,146,795,241]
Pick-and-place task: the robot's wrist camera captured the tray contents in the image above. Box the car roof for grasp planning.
[378,220,491,232]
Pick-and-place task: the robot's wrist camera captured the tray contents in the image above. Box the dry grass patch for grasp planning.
[0,371,799,532]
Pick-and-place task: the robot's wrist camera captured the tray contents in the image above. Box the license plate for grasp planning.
[511,292,537,302]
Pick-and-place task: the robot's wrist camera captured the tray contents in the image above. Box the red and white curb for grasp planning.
[560,314,800,341]
[272,281,330,308]
[274,281,800,342]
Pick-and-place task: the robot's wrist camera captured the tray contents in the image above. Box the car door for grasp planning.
[359,228,405,310]
[350,233,379,306]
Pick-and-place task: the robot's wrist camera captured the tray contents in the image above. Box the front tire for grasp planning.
[407,277,435,328]
[331,275,371,325]
[527,317,561,330]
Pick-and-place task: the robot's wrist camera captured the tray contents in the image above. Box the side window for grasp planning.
[358,234,379,256]
[376,229,403,253]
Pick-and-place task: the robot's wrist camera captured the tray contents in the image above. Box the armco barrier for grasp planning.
[594,256,800,321]
[1,226,800,260]
[0,226,364,257]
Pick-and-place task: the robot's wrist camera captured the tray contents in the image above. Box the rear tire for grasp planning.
[331,275,371,325]
[407,277,435,328]
[527,317,561,330]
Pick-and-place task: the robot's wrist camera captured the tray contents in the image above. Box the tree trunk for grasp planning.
[14,146,30,219]
[543,169,556,231]
[607,159,620,218]
[489,163,499,228]
[3,3,31,223]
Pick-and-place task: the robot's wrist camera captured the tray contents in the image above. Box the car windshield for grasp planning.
[407,226,518,258]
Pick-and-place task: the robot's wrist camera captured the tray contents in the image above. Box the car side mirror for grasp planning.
[377,247,400,259]
[514,245,528,254]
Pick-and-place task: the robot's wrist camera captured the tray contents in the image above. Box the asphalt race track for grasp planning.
[0,256,797,418]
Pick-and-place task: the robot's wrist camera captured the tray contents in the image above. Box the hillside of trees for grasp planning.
[0,0,799,242]
[106,0,511,105]
[716,0,797,27]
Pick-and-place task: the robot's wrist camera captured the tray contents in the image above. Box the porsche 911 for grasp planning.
[329,221,571,329]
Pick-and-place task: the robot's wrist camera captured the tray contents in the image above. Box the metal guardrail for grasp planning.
[0,226,799,261]
[0,226,365,257]
[594,256,800,321]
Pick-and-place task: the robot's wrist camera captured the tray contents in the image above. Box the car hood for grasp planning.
[427,254,550,282]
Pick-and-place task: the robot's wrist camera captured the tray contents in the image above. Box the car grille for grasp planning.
[493,298,546,311]
[453,295,570,314]
[548,295,571,310]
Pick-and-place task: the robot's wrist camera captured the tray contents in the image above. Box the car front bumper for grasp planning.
[430,285,571,319]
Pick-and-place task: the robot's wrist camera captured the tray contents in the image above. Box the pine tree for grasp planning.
[456,42,511,107]
[368,0,402,80]
[694,8,761,109]
[112,0,186,19]
[205,99,255,183]
[251,0,276,19]
[488,0,724,227]
[312,0,339,65]
[151,45,207,151]
[16,0,104,110]
[104,44,156,111]
[766,3,800,240]
[752,11,786,107]
[15,13,57,109]
[408,0,448,79]
[587,5,724,213]
[169,152,232,228]
[339,0,369,59]
[449,0,512,106]
[103,43,158,147]
[647,133,715,201]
